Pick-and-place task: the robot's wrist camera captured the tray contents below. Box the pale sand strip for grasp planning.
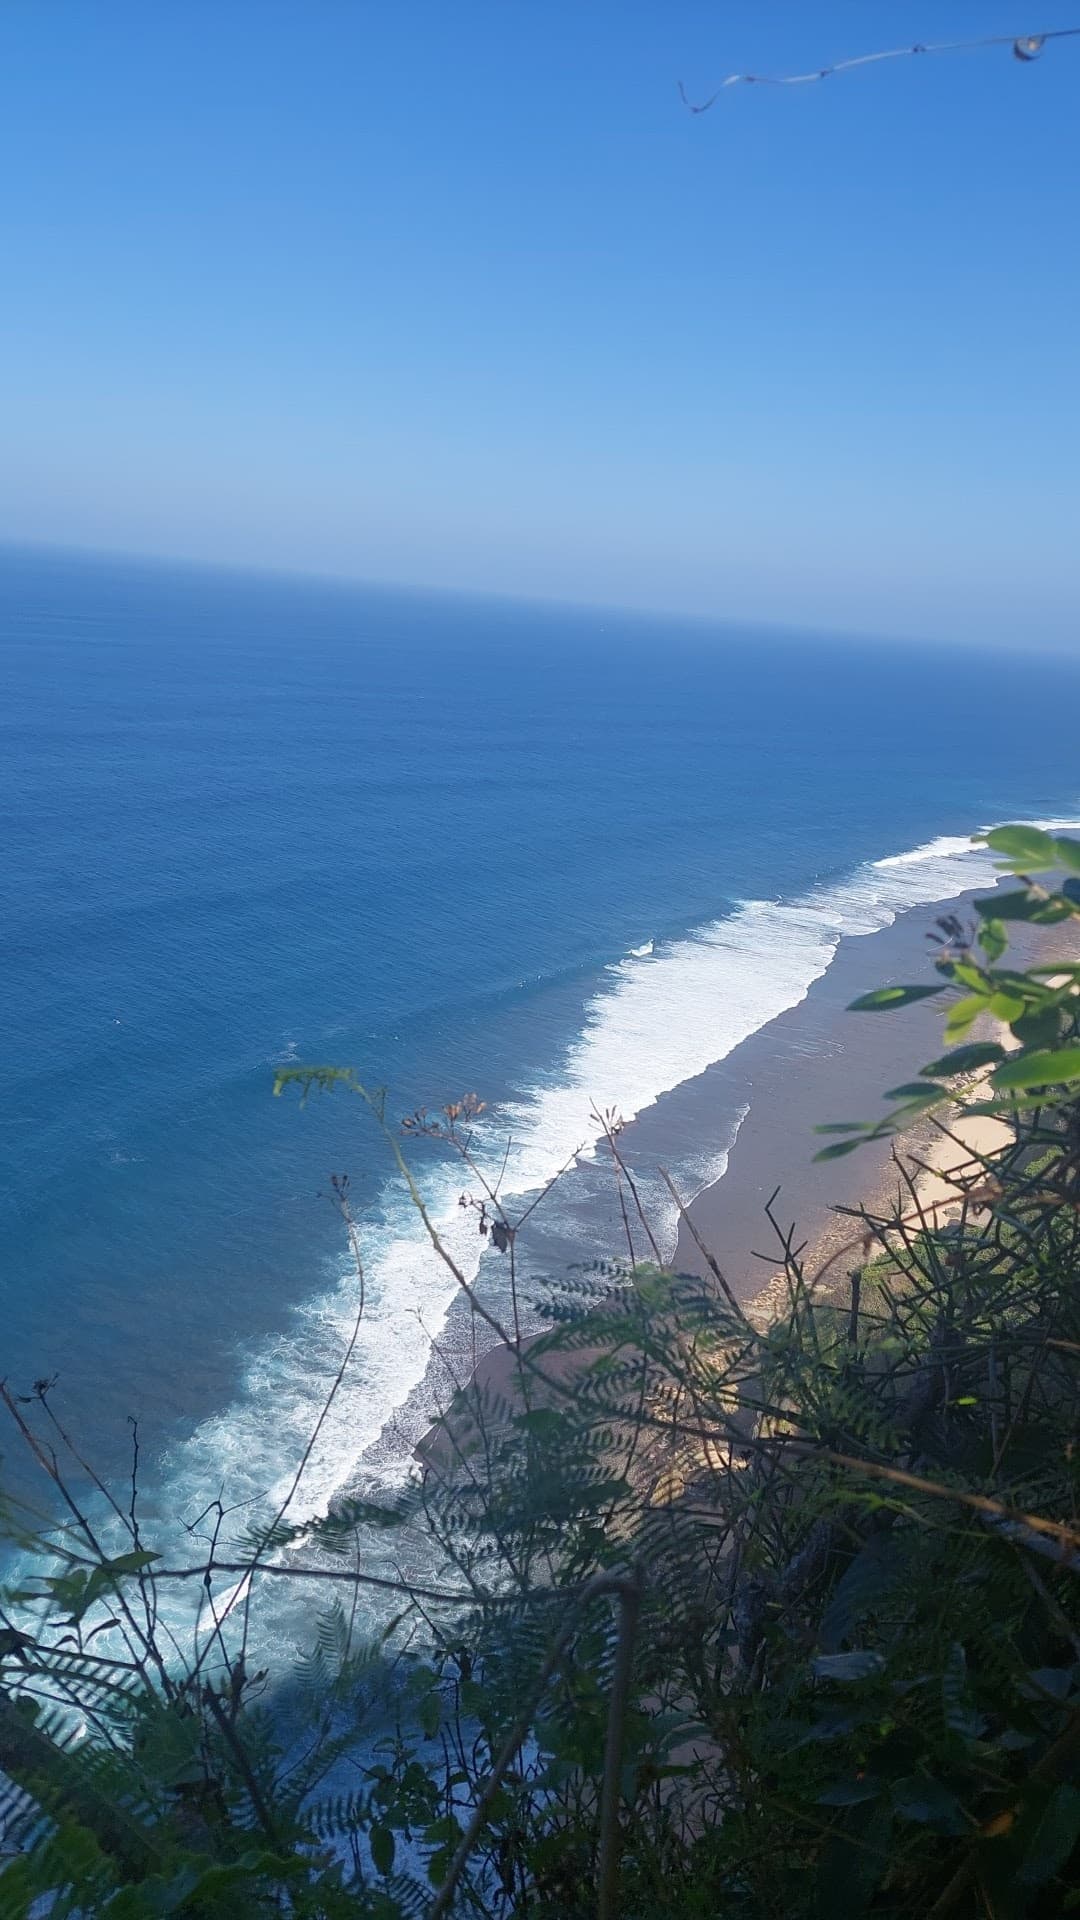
[737,1033,1017,1330]
[419,947,1080,1458]
[904,973,1074,1229]
[907,1097,1012,1224]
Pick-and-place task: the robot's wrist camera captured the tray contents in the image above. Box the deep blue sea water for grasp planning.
[2,544,1078,1654]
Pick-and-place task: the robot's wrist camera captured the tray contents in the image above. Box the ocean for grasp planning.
[2,543,1078,1659]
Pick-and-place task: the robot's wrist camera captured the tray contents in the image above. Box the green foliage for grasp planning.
[992,1044,1080,1089]
[849,984,943,1011]
[982,825,1080,873]
[815,843,1080,1159]
[3,826,1080,1916]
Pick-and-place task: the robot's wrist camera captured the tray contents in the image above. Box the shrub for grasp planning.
[3,826,1080,1916]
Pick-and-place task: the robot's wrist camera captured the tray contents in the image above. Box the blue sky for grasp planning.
[2,3,1077,644]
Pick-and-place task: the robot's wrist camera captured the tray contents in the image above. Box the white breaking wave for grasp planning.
[876,818,1080,871]
[151,814,1080,1593]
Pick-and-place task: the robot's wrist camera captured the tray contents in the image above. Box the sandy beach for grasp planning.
[405,888,1079,1464]
[670,909,1080,1306]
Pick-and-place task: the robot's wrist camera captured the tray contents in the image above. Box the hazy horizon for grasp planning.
[2,2,1078,648]
[8,532,1077,661]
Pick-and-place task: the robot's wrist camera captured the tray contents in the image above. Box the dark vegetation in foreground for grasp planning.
[3,824,1080,1916]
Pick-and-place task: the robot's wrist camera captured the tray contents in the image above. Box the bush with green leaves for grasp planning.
[3,824,1080,1916]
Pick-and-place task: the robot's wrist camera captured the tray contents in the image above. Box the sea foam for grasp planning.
[154,815,1080,1564]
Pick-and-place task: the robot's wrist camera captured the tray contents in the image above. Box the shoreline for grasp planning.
[413,895,1080,1466]
[670,909,1080,1303]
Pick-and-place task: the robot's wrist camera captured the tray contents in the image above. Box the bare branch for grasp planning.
[679,27,1080,113]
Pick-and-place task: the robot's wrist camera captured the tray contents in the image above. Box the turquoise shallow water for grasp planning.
[2,543,1078,1653]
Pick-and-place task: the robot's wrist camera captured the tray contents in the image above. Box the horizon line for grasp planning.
[0,531,1051,660]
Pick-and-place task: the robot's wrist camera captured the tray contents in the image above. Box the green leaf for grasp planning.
[459,1679,485,1717]
[991,1046,1080,1091]
[983,825,1059,869]
[152,1851,305,1910]
[427,1846,455,1887]
[818,1776,883,1807]
[424,1815,461,1847]
[985,889,1074,924]
[941,1642,984,1740]
[884,1082,947,1102]
[944,995,990,1039]
[513,1407,565,1438]
[1017,1783,1080,1888]
[848,985,941,1012]
[310,1495,406,1533]
[44,1548,160,1624]
[813,1651,886,1682]
[101,1548,159,1577]
[890,1774,967,1833]
[1022,1666,1075,1702]
[978,918,1008,961]
[919,1042,1005,1078]
[816,1797,892,1912]
[989,991,1026,1022]
[994,964,1049,993]
[371,1823,396,1875]
[946,960,989,991]
[1052,835,1080,874]
[821,1536,903,1651]
[814,1138,870,1162]
[1011,1006,1061,1049]
[814,1121,870,1135]
[132,1708,204,1790]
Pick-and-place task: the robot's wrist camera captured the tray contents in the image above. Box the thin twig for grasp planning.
[238,1177,366,1664]
[679,26,1080,112]
[429,1570,636,1920]
[597,1565,644,1920]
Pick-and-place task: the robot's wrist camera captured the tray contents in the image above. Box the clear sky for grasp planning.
[2,3,1077,645]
